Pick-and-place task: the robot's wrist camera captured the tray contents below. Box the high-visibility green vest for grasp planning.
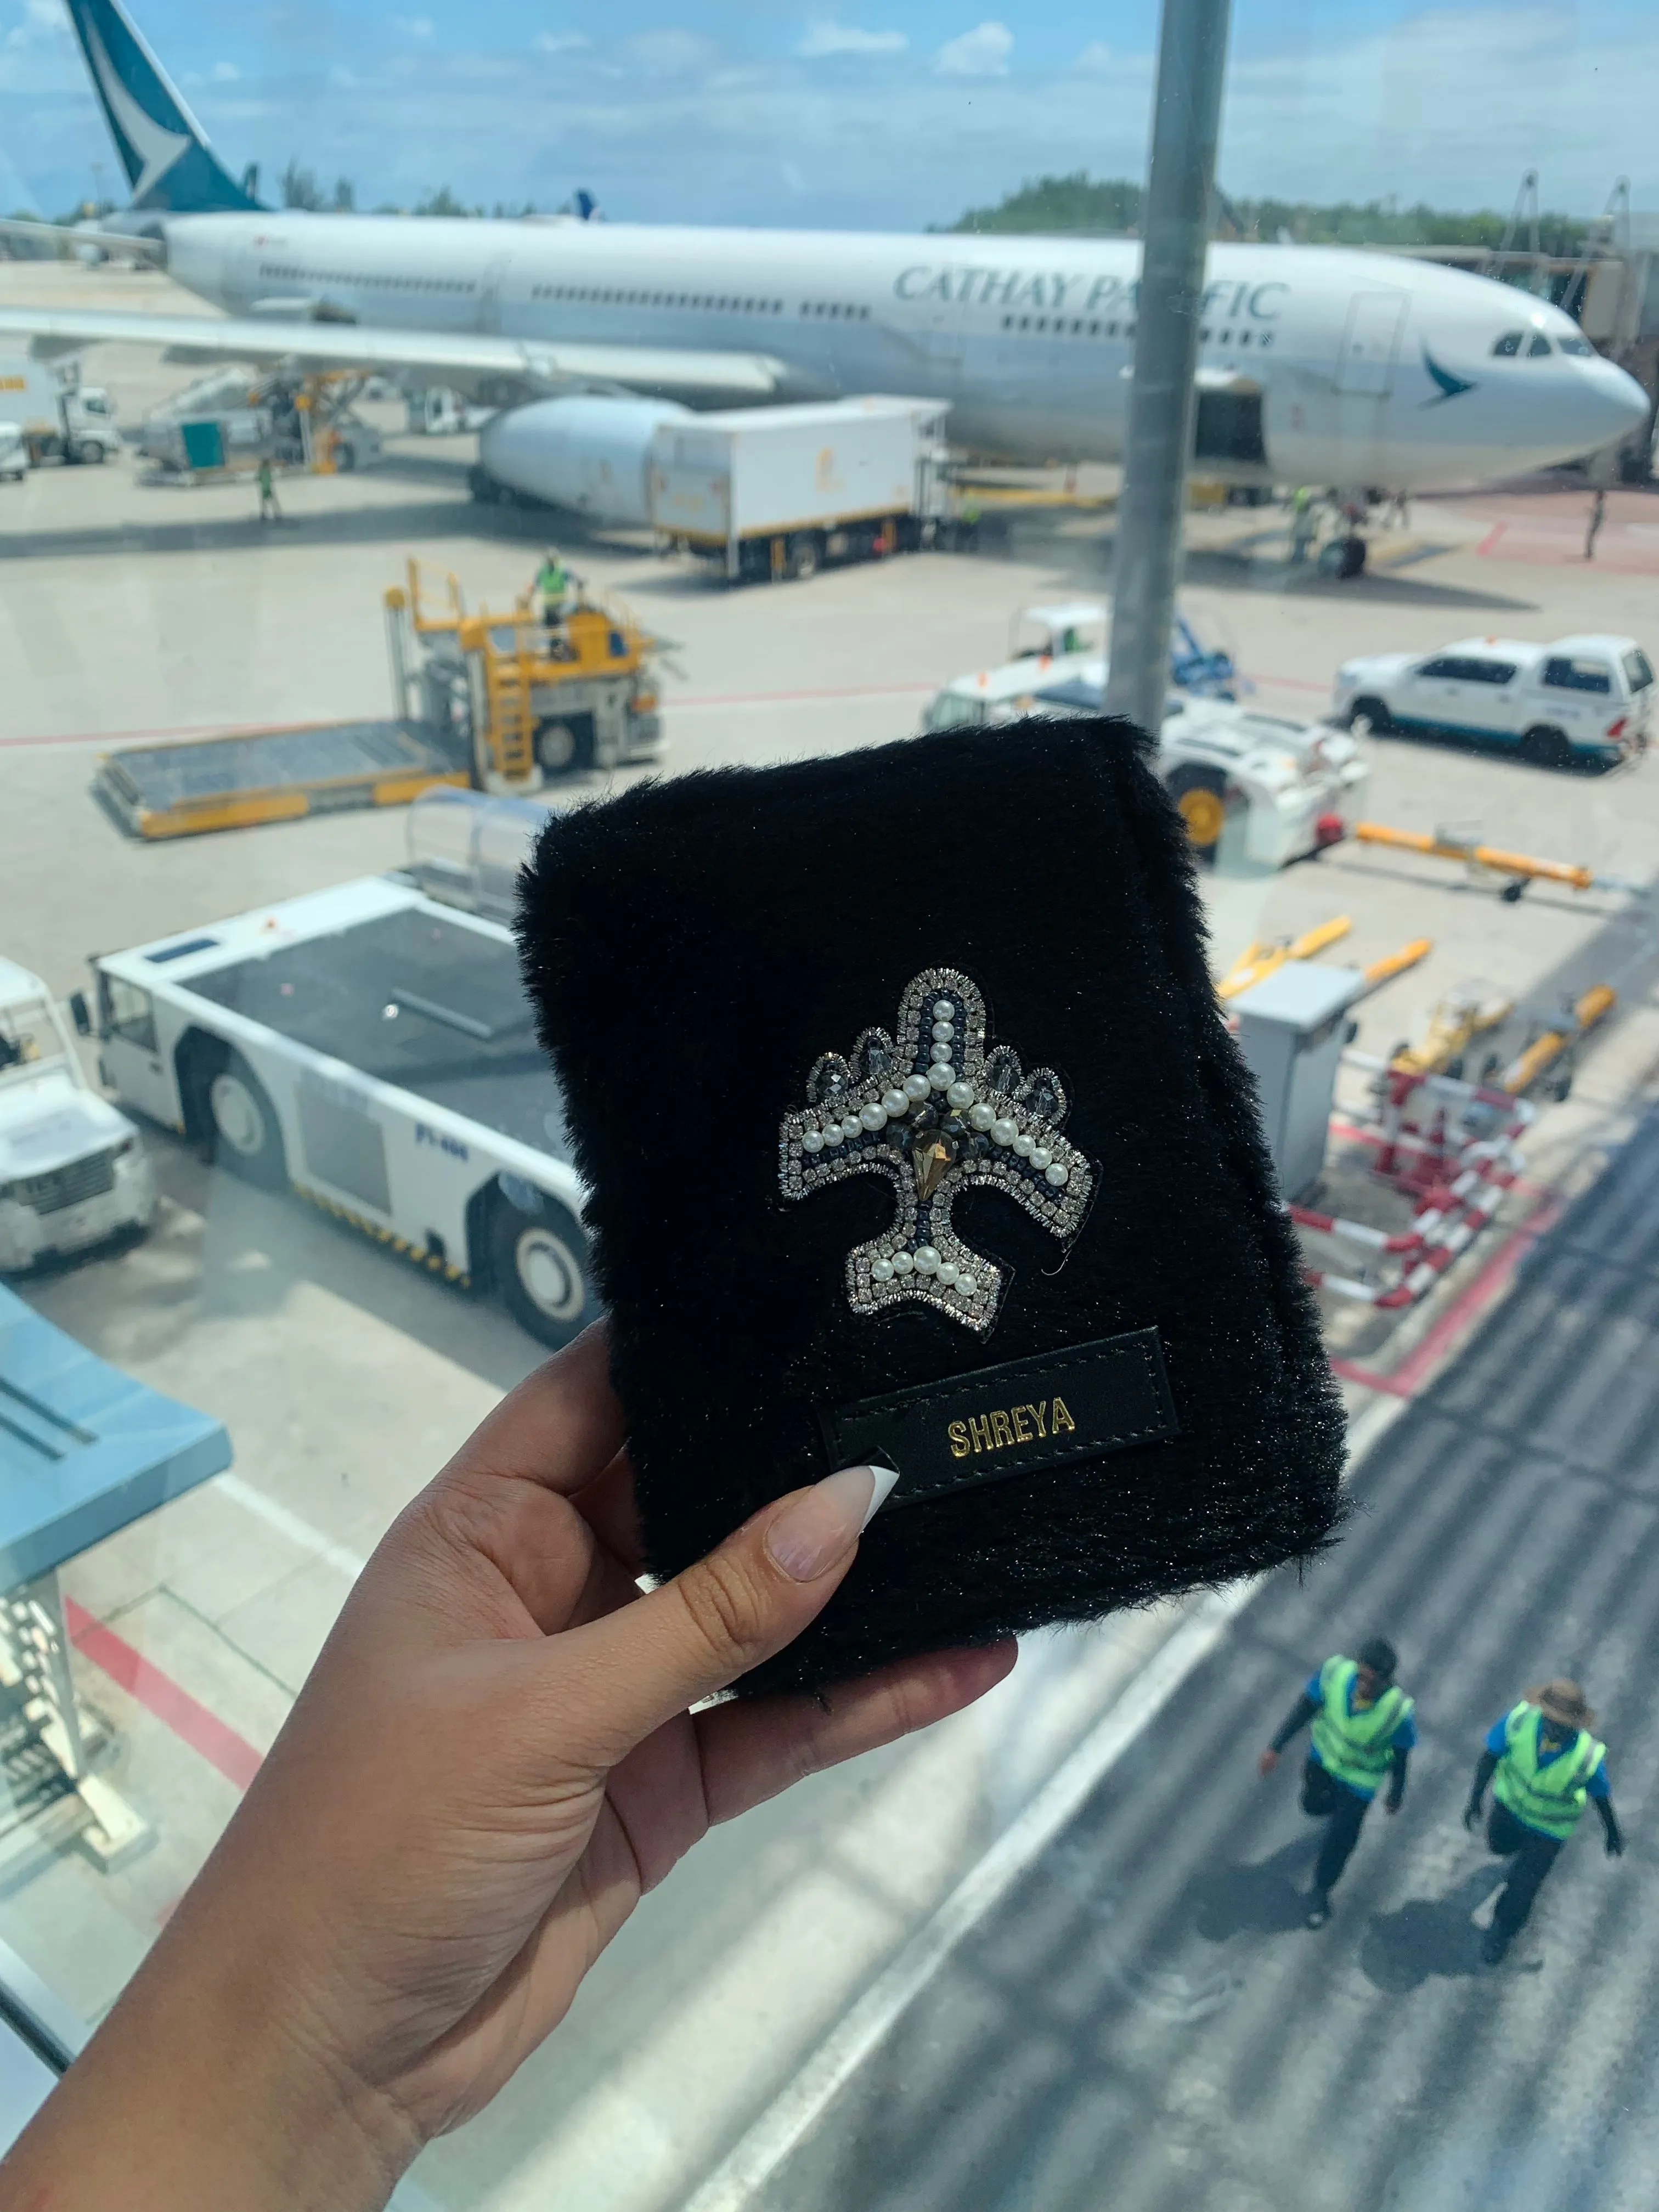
[1309,1656,1412,1793]
[1492,1703,1605,1840]
[538,562,567,597]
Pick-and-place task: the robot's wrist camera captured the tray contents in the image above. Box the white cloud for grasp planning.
[798,22,907,59]
[212,59,240,81]
[627,29,718,76]
[391,14,435,38]
[935,21,1011,78]
[5,0,66,50]
[534,30,589,55]
[1075,41,1113,74]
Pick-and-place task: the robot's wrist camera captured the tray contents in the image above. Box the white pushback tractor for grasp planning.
[83,798,592,1348]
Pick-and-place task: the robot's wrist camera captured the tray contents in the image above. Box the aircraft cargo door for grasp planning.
[1335,290,1409,396]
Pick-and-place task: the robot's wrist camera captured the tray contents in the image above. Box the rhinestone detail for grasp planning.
[777,966,1093,1335]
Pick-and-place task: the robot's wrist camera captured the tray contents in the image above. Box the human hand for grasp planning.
[1,1324,1014,2212]
[1256,1747,1279,1779]
[1463,1801,1481,1833]
[1606,1830,1625,1858]
[1385,1797,1402,1817]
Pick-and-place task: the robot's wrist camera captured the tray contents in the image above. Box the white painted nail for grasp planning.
[862,1463,901,1528]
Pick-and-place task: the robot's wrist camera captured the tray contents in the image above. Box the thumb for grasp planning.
[553,1465,893,1763]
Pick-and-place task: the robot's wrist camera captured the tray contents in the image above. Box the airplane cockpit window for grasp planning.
[1559,336,1595,356]
[1527,332,1554,357]
[1491,330,1525,355]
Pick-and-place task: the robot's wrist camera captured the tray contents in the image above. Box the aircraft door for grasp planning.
[914,295,969,398]
[1335,290,1409,396]
[477,256,514,336]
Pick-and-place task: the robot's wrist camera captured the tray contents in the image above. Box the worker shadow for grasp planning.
[1187,1835,1321,1941]
[1357,1867,1504,1992]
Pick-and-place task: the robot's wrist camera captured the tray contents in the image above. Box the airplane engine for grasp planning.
[475,394,692,526]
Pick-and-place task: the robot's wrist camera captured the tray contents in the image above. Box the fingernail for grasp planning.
[766,1465,879,1582]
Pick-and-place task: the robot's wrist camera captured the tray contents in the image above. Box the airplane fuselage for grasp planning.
[160,213,1647,491]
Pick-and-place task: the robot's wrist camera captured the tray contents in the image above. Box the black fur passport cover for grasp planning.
[517,721,1345,1695]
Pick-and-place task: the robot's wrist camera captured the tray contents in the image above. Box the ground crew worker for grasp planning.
[1288,485,1317,565]
[256,456,281,522]
[1584,487,1606,563]
[1463,1679,1623,1965]
[1258,1638,1416,1928]
[533,547,571,627]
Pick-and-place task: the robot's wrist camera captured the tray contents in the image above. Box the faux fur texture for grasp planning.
[517,720,1346,1695]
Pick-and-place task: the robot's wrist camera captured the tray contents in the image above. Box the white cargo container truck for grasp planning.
[649,396,951,581]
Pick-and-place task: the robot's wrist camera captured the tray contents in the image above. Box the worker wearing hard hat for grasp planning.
[1464,1679,1623,1965]
[1257,1638,1416,1929]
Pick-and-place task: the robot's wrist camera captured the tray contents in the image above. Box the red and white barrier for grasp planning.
[1293,1056,1531,1309]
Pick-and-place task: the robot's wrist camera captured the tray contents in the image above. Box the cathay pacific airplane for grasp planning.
[0,0,1646,518]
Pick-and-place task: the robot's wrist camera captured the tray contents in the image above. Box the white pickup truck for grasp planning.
[0,959,154,1273]
[1333,634,1654,770]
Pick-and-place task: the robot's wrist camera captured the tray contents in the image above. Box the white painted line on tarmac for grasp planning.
[217,1474,369,1581]
[680,1393,1406,2212]
[679,1579,1256,2212]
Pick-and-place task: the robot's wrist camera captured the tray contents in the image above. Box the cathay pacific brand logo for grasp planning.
[893,266,1289,320]
[82,8,190,203]
[1421,347,1477,405]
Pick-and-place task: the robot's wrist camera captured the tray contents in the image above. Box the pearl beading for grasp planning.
[778,966,1093,1335]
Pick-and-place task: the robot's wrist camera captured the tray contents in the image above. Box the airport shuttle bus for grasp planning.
[86,875,592,1347]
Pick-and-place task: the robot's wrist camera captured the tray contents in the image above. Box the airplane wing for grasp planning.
[0,304,789,404]
[0,216,164,259]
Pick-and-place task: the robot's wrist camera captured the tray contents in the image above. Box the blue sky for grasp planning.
[3,0,1656,227]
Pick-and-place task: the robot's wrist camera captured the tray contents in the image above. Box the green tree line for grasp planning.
[945,171,1590,255]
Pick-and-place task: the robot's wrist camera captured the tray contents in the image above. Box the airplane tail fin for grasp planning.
[64,0,264,212]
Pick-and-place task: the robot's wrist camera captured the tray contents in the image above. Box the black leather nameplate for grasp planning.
[820,1329,1178,1511]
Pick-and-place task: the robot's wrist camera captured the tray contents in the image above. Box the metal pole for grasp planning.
[1104,0,1234,739]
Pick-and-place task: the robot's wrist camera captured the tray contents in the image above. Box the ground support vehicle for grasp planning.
[85,874,594,1347]
[1333,634,1653,768]
[0,961,153,1275]
[0,359,119,467]
[651,397,951,582]
[919,603,1240,739]
[138,366,381,479]
[0,424,25,482]
[1017,674,1369,867]
[388,560,663,785]
[91,560,663,838]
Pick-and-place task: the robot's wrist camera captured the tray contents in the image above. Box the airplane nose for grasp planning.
[1579,358,1651,448]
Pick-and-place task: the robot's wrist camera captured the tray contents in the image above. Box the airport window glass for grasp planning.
[3,0,1657,2205]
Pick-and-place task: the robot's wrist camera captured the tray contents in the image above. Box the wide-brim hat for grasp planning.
[1527,1679,1595,1730]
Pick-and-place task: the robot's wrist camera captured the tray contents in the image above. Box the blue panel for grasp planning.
[0,1287,231,1585]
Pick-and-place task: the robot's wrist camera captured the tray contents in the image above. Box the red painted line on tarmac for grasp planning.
[1476,522,1508,556]
[672,680,936,708]
[1330,1195,1563,1401]
[3,671,1339,749]
[64,1595,263,1793]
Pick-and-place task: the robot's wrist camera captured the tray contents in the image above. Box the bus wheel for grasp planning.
[788,533,820,580]
[204,1051,288,1189]
[489,1183,592,1347]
